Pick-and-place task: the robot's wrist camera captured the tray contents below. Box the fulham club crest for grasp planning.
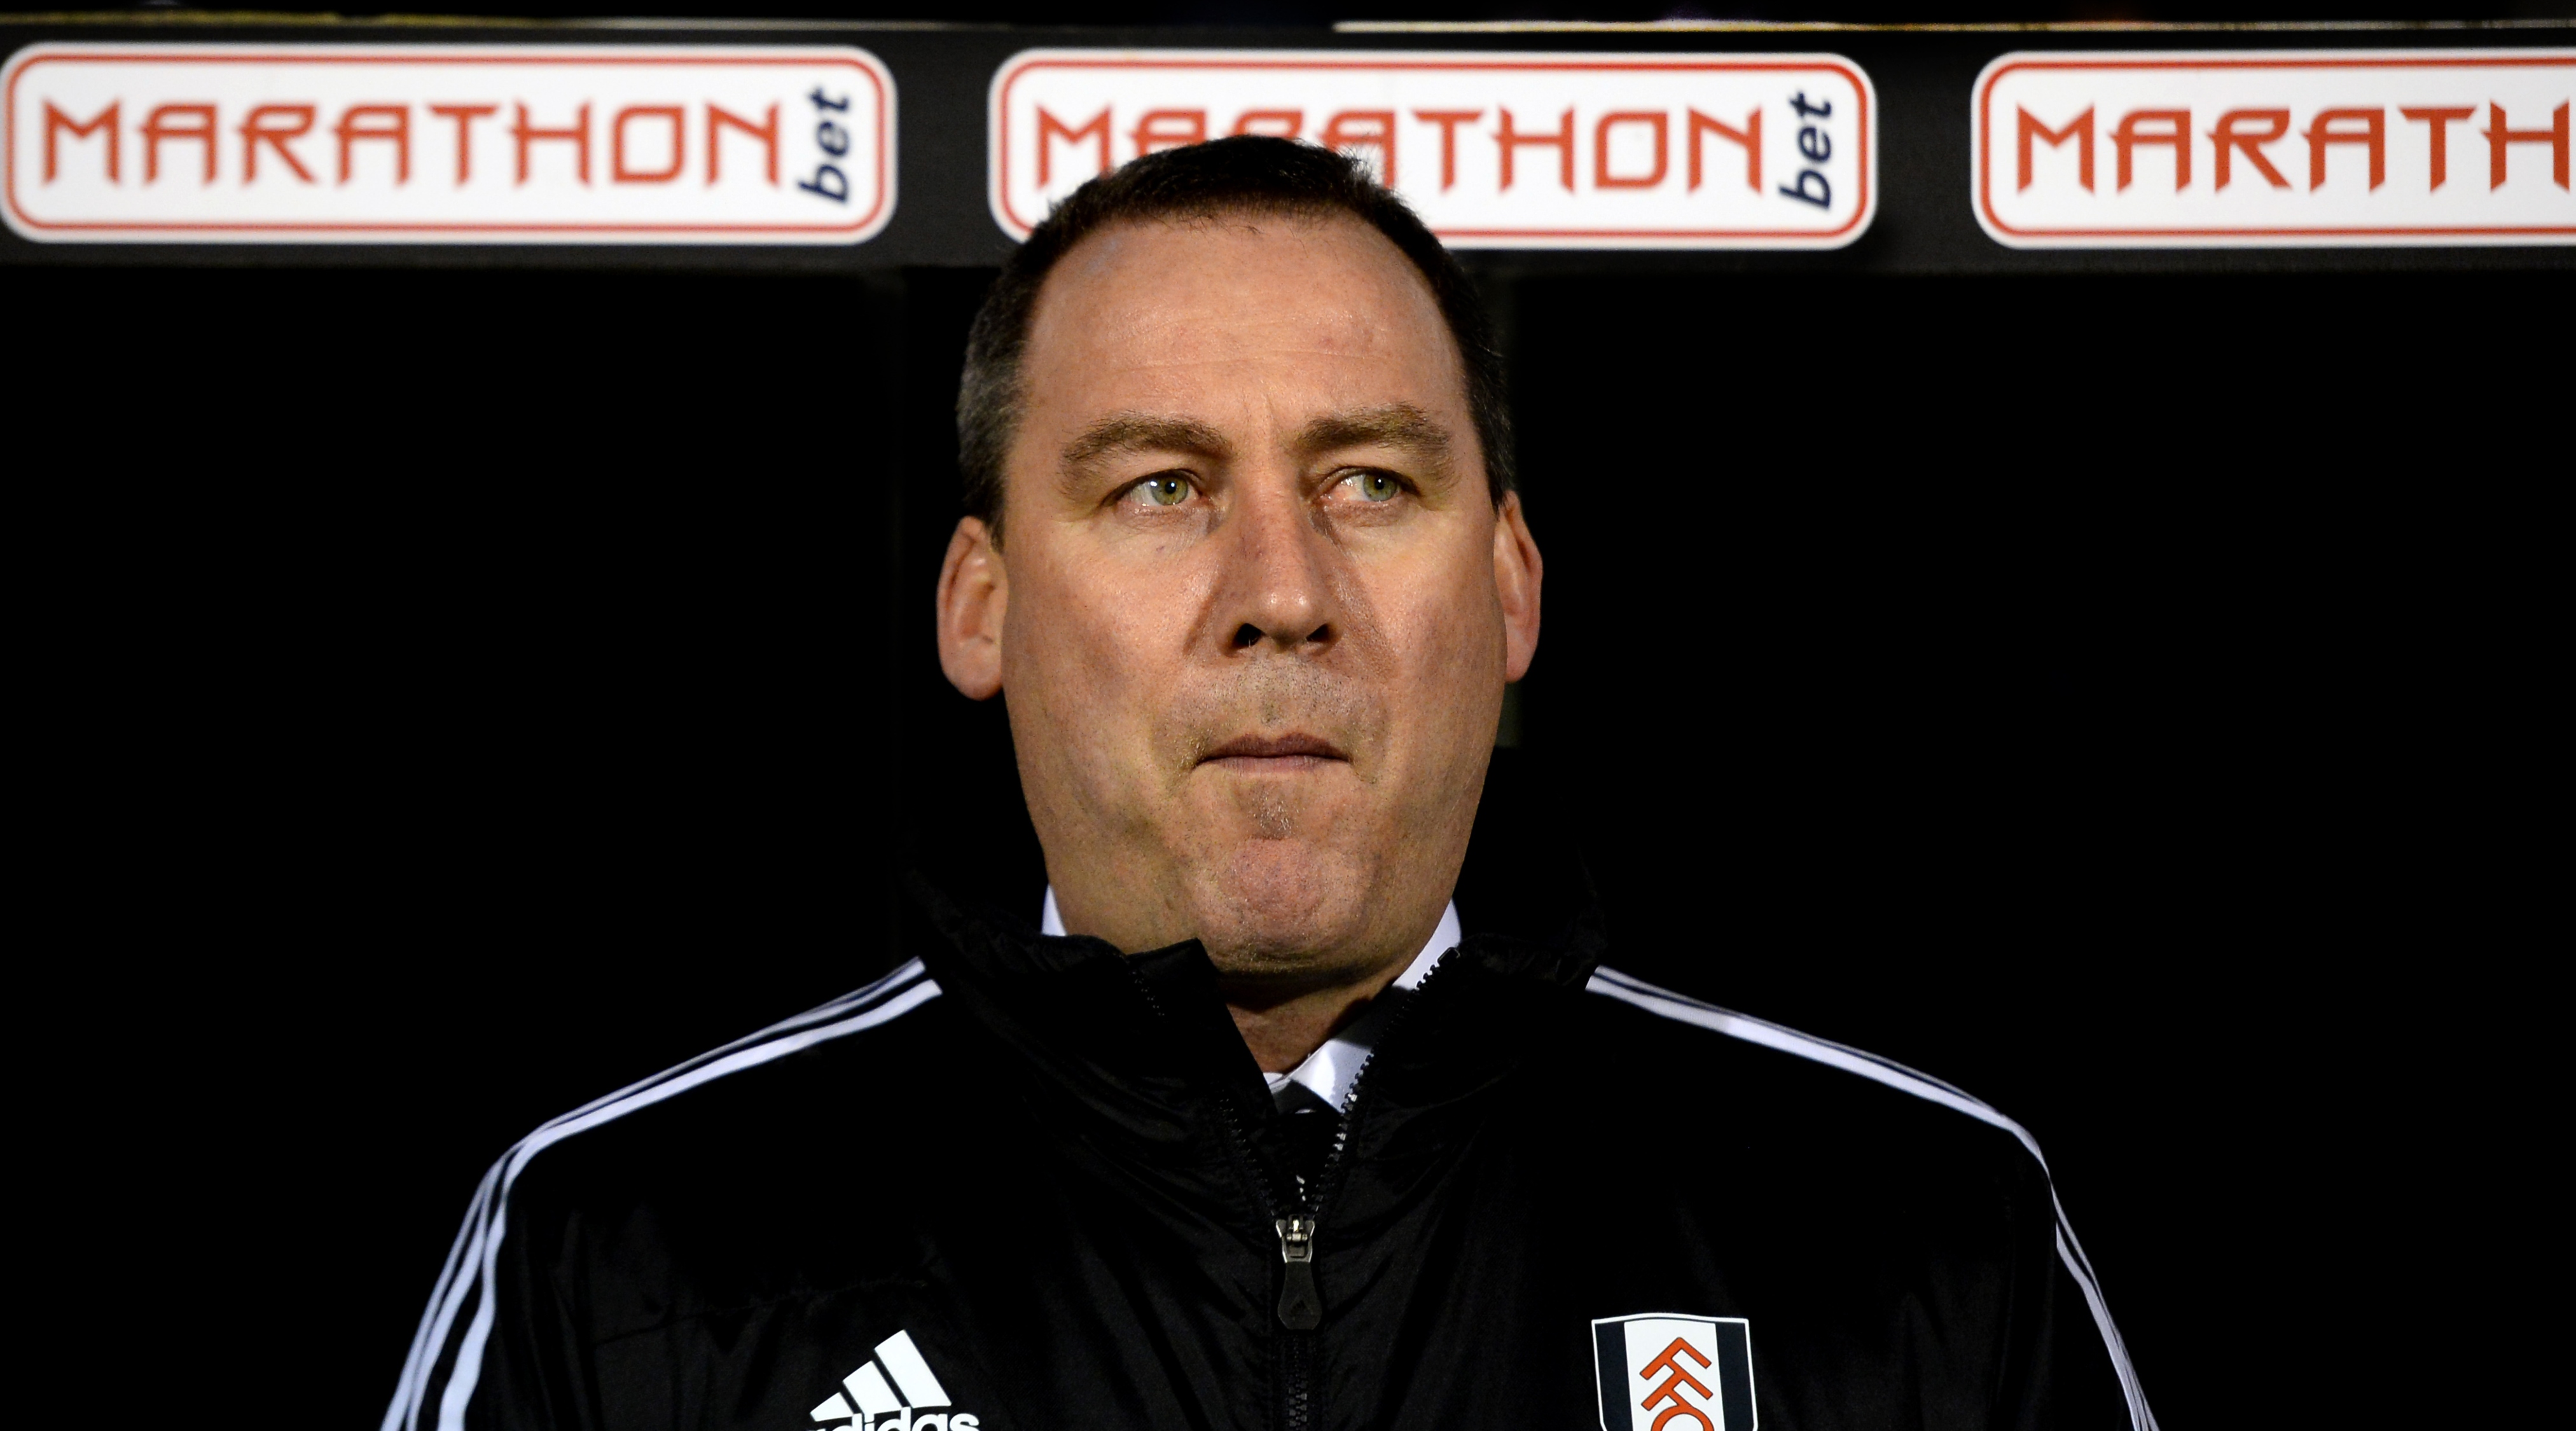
[1592,1313,1756,1431]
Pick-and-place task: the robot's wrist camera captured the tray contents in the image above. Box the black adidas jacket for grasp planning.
[387,831,2154,1431]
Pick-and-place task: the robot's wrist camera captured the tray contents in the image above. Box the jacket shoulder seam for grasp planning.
[1586,965,2040,1165]
[584,1270,936,1354]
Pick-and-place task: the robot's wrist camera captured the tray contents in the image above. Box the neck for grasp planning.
[1222,959,1414,1073]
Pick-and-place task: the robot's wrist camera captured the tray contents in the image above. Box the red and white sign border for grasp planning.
[987,47,1878,251]
[1972,47,2576,249]
[1,42,897,244]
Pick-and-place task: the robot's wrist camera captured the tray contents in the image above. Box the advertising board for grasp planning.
[989,49,1876,249]
[3,43,894,243]
[1975,50,2575,247]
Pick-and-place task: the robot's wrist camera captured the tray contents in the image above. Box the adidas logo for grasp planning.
[807,1330,980,1431]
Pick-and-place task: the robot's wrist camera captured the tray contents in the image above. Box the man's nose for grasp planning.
[1216,480,1340,654]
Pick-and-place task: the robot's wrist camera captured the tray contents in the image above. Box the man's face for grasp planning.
[938,211,1541,994]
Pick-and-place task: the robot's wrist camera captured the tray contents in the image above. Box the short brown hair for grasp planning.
[955,135,1514,538]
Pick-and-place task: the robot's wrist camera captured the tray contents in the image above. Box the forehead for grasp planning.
[1016,211,1468,425]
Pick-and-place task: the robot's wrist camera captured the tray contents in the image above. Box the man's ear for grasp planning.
[936,517,1008,700]
[1493,491,1544,683]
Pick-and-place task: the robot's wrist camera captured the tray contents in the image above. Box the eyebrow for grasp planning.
[1060,413,1233,473]
[1054,403,1458,497]
[1293,404,1454,467]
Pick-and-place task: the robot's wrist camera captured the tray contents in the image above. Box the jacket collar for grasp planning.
[1046,890,1461,1116]
[900,757,1608,1226]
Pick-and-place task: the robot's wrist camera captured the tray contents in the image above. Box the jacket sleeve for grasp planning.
[1992,1158,2157,1431]
[382,1159,604,1431]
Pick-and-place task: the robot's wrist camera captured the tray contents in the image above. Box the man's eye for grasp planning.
[1135,475,1194,508]
[1344,471,1403,503]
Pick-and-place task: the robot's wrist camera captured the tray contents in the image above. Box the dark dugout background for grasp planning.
[10,4,2565,1426]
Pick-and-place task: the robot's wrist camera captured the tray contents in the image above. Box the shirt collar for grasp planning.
[1039,889,1462,1114]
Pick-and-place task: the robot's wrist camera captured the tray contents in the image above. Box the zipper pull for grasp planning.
[1274,1217,1321,1330]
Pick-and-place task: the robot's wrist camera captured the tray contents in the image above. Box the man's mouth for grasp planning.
[1200,732,1349,771]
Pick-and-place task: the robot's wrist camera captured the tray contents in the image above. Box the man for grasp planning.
[388,137,2153,1431]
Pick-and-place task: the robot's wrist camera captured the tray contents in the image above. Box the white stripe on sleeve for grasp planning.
[382,959,942,1431]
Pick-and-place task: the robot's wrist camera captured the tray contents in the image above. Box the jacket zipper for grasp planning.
[1217,956,1451,1430]
[1273,1215,1321,1329]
